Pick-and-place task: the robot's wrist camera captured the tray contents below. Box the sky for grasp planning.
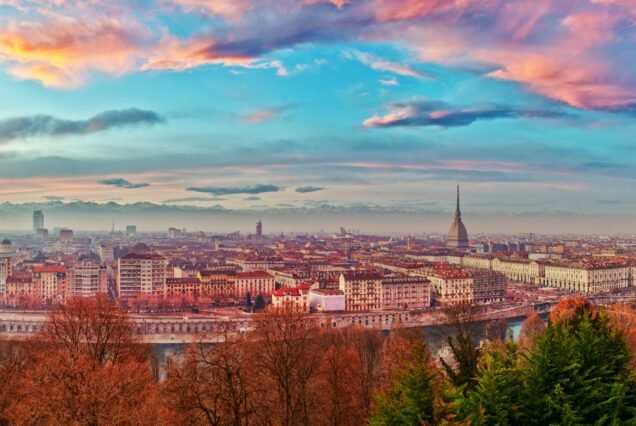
[0,0,635,232]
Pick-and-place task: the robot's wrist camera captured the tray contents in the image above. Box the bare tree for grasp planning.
[247,305,322,426]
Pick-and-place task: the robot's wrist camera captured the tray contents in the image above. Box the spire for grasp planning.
[455,185,461,220]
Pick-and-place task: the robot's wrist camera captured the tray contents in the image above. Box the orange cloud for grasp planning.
[0,19,145,88]
[142,35,254,71]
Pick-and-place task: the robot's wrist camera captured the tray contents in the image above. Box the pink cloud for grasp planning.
[0,18,146,88]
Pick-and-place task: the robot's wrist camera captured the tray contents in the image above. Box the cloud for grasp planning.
[42,195,65,201]
[345,49,432,79]
[0,18,147,88]
[243,196,261,201]
[296,186,326,193]
[379,77,398,86]
[163,196,227,203]
[240,104,297,123]
[99,178,150,189]
[363,99,568,128]
[169,0,253,20]
[187,184,281,195]
[0,108,165,142]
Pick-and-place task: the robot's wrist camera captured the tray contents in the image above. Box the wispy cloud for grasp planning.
[345,50,432,79]
[296,186,326,193]
[379,77,399,86]
[240,104,297,123]
[99,178,150,189]
[42,195,65,201]
[243,196,261,201]
[364,99,568,128]
[163,196,227,203]
[0,108,165,143]
[187,184,281,195]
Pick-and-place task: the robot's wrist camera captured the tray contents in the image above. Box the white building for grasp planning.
[309,288,345,312]
[272,285,310,312]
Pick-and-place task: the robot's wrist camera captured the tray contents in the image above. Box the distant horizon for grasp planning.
[0,199,634,235]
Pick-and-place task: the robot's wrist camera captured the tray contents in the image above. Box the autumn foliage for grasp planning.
[0,297,635,425]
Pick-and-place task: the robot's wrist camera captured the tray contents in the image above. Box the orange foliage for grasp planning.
[549,296,598,325]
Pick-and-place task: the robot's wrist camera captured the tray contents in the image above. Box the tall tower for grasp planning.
[256,220,263,237]
[446,185,469,249]
[33,210,44,232]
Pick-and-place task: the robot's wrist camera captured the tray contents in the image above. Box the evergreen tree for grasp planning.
[457,332,524,426]
[369,339,442,426]
[522,310,636,425]
[246,292,252,308]
[253,294,266,311]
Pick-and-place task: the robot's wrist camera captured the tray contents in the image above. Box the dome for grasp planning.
[1,238,10,245]
[447,220,469,248]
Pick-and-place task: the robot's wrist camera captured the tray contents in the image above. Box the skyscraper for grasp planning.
[33,210,44,232]
[256,220,263,237]
[446,185,469,249]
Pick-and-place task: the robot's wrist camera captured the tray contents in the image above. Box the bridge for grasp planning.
[0,302,556,343]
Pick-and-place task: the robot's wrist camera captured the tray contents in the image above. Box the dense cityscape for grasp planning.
[0,187,634,342]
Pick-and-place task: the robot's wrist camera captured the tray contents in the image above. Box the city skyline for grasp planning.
[0,0,635,227]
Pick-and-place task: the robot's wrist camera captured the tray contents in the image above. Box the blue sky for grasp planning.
[0,0,635,222]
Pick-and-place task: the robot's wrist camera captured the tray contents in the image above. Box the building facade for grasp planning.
[117,253,167,298]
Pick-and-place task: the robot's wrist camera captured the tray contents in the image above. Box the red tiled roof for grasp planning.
[237,271,273,279]
[121,253,165,260]
[33,266,67,273]
[273,287,300,297]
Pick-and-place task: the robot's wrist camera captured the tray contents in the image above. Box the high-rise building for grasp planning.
[126,225,137,237]
[70,260,108,297]
[168,227,182,239]
[59,229,74,243]
[256,220,263,237]
[117,253,167,298]
[33,210,44,232]
[446,185,469,249]
[0,239,12,296]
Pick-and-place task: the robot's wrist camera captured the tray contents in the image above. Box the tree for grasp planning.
[518,310,545,350]
[314,330,365,426]
[0,339,28,424]
[253,294,266,311]
[457,336,524,425]
[370,332,449,426]
[246,291,252,308]
[483,318,509,342]
[247,305,322,426]
[522,298,636,425]
[346,327,385,418]
[164,331,255,425]
[7,296,167,425]
[439,302,481,390]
